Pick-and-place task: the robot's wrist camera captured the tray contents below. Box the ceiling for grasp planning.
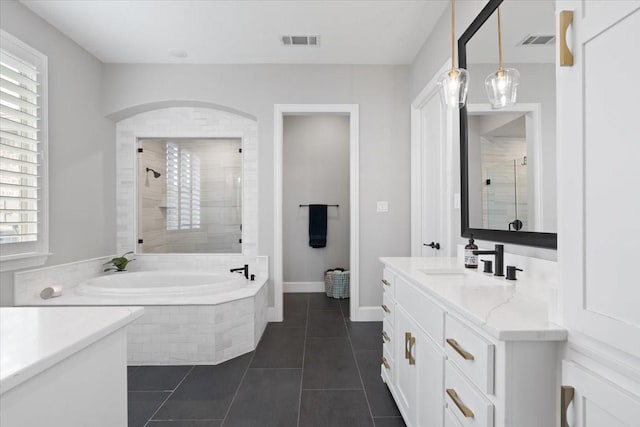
[20,0,448,65]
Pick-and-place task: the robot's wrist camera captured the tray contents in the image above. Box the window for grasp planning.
[0,30,49,271]
[166,142,200,230]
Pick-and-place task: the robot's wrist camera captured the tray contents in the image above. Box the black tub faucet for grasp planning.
[230,264,249,279]
[472,244,504,277]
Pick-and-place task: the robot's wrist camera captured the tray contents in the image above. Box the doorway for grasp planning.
[274,104,359,322]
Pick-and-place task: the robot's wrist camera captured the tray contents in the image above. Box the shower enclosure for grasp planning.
[137,138,242,253]
[484,156,528,231]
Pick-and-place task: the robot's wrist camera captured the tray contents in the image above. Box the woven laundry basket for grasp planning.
[324,269,350,299]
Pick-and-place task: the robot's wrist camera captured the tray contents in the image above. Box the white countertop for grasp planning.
[380,257,567,342]
[0,306,144,394]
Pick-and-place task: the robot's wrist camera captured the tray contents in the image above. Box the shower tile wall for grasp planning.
[480,138,528,230]
[138,139,242,253]
[138,140,167,252]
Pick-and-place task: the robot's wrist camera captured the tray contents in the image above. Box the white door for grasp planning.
[411,62,455,257]
[562,361,640,427]
[557,1,640,358]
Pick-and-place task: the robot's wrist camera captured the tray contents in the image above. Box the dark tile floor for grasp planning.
[128,293,405,427]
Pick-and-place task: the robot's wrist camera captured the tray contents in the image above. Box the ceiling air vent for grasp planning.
[518,35,556,46]
[281,35,320,47]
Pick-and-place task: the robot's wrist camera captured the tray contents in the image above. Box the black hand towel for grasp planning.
[308,204,328,248]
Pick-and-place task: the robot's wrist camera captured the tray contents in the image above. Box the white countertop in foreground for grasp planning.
[0,306,144,394]
[380,257,566,342]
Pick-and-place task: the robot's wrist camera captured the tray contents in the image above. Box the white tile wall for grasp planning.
[115,107,258,257]
[13,256,110,305]
[127,293,265,365]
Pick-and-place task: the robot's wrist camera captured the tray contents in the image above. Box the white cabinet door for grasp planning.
[557,0,640,358]
[395,304,445,427]
[417,327,444,427]
[395,306,419,427]
[563,361,640,427]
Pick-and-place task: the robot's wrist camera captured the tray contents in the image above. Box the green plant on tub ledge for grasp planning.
[103,251,135,272]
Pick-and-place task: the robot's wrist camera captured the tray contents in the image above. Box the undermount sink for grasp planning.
[419,268,511,287]
[419,268,467,276]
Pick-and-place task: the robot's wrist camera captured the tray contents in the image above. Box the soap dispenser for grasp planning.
[464,235,478,269]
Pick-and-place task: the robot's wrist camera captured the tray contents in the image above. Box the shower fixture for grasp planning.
[146,167,161,178]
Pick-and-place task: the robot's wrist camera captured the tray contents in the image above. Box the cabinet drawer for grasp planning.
[382,268,395,298]
[381,343,394,384]
[396,275,444,344]
[445,315,495,394]
[382,291,394,325]
[445,362,494,427]
[382,319,393,360]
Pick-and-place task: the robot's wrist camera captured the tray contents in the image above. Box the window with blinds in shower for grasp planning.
[0,30,49,270]
[166,142,201,231]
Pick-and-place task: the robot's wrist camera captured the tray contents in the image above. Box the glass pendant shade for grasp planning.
[438,68,469,109]
[485,68,520,109]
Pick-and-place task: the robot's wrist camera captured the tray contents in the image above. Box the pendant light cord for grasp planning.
[497,6,504,72]
[451,0,456,71]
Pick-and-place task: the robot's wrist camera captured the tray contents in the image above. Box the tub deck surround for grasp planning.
[379,257,566,341]
[0,306,144,394]
[13,254,268,306]
[13,255,270,365]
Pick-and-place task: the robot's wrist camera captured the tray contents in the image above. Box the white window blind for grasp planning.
[166,142,200,231]
[0,36,44,250]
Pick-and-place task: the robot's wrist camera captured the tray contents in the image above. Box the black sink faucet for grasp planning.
[230,264,249,279]
[472,244,504,277]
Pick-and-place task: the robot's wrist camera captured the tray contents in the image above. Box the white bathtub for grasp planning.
[75,271,245,298]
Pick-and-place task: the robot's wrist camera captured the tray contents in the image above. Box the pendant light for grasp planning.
[485,6,519,109]
[438,0,468,109]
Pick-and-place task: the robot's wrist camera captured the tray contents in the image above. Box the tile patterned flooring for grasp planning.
[128,293,406,427]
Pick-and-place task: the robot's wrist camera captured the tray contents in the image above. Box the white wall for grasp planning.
[410,1,557,260]
[283,115,350,285]
[0,0,115,306]
[103,64,411,308]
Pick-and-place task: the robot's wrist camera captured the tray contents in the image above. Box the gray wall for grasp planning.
[0,0,116,306]
[102,63,411,307]
[283,115,350,285]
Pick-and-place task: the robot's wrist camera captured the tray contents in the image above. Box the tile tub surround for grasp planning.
[127,293,405,427]
[115,107,258,258]
[14,255,269,365]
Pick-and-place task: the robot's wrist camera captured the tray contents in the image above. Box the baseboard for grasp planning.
[283,281,325,293]
[356,305,383,321]
[268,307,281,322]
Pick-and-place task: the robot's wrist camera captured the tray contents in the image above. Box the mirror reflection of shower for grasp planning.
[137,138,243,253]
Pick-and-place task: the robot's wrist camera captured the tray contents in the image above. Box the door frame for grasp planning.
[273,104,360,322]
[411,60,456,257]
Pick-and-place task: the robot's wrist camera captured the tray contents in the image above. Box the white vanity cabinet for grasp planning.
[383,269,444,427]
[380,258,566,427]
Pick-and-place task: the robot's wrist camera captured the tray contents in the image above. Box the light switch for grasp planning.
[454,193,461,209]
[377,201,389,213]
